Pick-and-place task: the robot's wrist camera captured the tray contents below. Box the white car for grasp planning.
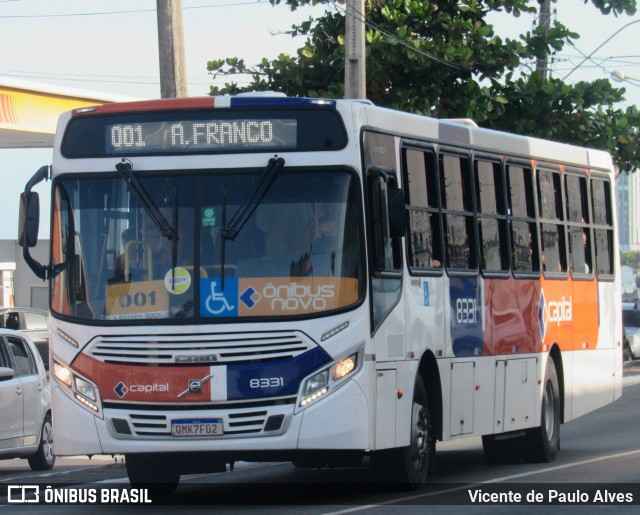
[0,329,55,470]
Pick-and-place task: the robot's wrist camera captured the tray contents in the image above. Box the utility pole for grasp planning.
[344,0,366,99]
[535,0,551,80]
[156,0,188,98]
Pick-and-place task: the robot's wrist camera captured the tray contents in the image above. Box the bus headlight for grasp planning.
[333,353,357,380]
[53,362,72,387]
[75,376,98,402]
[303,369,329,397]
[299,351,360,409]
[53,361,101,415]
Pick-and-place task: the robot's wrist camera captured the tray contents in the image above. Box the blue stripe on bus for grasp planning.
[450,277,484,357]
[226,345,332,399]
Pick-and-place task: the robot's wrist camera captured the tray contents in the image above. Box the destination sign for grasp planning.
[105,119,297,154]
[61,108,346,158]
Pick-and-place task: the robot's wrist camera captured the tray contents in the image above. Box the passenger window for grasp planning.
[591,177,614,277]
[7,337,35,377]
[1,312,20,330]
[440,153,476,271]
[565,172,593,277]
[403,148,443,271]
[0,341,10,369]
[475,159,509,273]
[537,169,567,275]
[507,164,539,274]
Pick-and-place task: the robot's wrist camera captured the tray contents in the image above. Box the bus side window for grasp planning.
[403,148,442,272]
[565,172,592,276]
[591,176,614,277]
[507,163,539,274]
[440,152,476,272]
[537,169,567,276]
[475,158,509,274]
[368,171,403,273]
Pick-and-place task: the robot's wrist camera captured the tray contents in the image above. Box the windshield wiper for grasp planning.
[115,159,179,286]
[115,159,178,242]
[221,156,285,241]
[217,156,284,291]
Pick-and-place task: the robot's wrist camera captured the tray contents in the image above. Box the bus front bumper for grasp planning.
[52,377,370,457]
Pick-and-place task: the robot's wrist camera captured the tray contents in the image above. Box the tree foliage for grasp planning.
[207,0,640,171]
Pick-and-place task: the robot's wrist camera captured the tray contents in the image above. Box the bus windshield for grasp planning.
[50,167,364,322]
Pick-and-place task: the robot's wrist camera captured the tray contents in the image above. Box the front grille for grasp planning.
[109,406,290,438]
[102,397,296,412]
[86,330,314,365]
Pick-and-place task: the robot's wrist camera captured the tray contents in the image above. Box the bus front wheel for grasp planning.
[373,376,434,489]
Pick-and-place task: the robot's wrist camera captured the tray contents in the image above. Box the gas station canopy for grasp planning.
[0,77,142,148]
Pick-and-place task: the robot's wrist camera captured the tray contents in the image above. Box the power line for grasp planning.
[562,19,640,80]
[0,69,215,86]
[0,68,158,80]
[0,1,267,19]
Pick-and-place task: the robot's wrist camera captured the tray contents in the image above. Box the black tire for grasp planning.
[523,358,560,463]
[125,453,180,493]
[373,376,434,489]
[28,413,55,471]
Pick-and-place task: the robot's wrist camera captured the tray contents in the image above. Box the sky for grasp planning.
[1,0,639,239]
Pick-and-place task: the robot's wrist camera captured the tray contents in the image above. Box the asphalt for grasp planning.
[623,356,640,374]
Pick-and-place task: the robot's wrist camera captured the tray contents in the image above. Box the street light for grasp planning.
[611,70,640,86]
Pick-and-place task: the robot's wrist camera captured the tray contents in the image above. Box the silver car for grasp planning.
[0,329,55,470]
[623,304,640,361]
[0,307,49,370]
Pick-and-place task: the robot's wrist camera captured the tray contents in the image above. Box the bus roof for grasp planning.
[68,94,614,172]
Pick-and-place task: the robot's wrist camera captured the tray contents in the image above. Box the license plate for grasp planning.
[171,418,223,437]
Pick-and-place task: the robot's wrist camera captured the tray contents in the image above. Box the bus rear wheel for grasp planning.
[523,358,560,463]
[373,376,434,489]
[482,358,560,464]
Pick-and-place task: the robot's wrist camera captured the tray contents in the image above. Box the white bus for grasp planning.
[19,94,622,490]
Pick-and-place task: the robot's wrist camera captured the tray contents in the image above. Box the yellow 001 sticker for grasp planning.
[106,280,169,320]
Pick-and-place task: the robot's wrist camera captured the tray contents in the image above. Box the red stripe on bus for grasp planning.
[72,97,216,117]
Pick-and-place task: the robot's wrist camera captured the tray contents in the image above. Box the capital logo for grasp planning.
[114,381,169,397]
[114,381,129,398]
[538,289,573,343]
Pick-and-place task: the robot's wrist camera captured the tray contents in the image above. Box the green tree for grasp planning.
[207,0,640,171]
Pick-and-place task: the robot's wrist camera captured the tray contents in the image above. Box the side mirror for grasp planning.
[0,366,16,381]
[18,191,40,248]
[19,165,49,280]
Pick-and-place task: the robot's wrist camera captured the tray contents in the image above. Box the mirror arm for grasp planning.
[25,165,50,193]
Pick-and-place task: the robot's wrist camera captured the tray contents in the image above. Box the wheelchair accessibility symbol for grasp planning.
[201,279,238,317]
[205,280,235,315]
